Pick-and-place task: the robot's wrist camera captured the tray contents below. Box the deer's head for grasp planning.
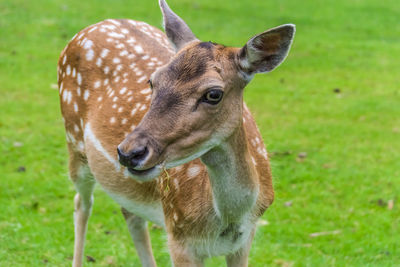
[118,0,295,181]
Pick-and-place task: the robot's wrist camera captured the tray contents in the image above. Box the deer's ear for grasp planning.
[238,24,295,75]
[159,0,198,51]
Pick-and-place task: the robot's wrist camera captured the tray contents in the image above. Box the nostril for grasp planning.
[130,146,149,167]
[131,146,148,159]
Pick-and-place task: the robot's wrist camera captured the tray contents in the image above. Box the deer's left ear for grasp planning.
[159,0,198,51]
[238,24,295,75]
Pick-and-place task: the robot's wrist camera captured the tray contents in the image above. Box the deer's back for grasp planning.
[57,19,173,222]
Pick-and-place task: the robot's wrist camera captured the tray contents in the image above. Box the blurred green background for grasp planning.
[1,0,399,266]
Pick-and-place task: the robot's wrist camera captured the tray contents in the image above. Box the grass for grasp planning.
[1,0,399,266]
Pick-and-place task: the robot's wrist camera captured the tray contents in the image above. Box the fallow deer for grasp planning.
[58,0,295,266]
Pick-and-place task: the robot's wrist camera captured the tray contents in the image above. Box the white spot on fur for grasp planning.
[110,117,116,123]
[62,90,68,102]
[120,50,128,57]
[128,20,137,26]
[134,45,144,54]
[174,165,183,172]
[104,66,110,74]
[100,48,110,58]
[96,57,102,67]
[116,43,125,49]
[83,39,93,49]
[119,87,127,94]
[101,24,116,30]
[121,118,127,124]
[108,19,121,26]
[66,65,71,75]
[108,32,125,38]
[67,91,72,104]
[127,37,136,43]
[88,26,97,33]
[76,33,85,40]
[130,104,140,116]
[83,90,90,101]
[113,57,121,64]
[187,165,201,179]
[86,49,94,61]
[140,88,151,94]
[59,82,63,93]
[137,76,147,83]
[94,80,101,89]
[77,73,82,85]
[74,103,78,113]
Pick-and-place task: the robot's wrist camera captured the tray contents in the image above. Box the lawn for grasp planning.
[1,0,399,266]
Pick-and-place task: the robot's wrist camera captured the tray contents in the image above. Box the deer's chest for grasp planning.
[189,216,255,257]
[106,190,165,227]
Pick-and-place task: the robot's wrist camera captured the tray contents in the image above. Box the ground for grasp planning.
[1,0,399,266]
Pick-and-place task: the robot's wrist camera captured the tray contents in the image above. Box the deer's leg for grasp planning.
[168,236,204,267]
[225,227,256,267]
[69,152,96,267]
[121,208,157,267]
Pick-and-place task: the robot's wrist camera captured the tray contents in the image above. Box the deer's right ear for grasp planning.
[237,24,295,75]
[159,0,198,51]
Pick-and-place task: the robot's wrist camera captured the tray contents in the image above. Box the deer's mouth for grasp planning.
[128,166,155,175]
[125,163,164,182]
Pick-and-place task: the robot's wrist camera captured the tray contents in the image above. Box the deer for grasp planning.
[57,0,295,266]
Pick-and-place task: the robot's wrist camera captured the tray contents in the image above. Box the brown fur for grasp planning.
[59,17,275,266]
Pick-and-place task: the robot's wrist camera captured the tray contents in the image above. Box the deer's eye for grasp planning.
[202,89,223,105]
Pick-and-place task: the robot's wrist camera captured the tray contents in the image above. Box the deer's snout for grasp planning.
[117,130,161,172]
[117,145,150,169]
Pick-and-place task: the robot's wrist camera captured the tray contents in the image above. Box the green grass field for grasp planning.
[1,0,399,266]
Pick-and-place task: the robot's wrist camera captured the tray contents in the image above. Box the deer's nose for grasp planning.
[117,146,149,169]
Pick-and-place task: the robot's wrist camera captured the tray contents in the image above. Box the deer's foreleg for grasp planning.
[121,208,157,267]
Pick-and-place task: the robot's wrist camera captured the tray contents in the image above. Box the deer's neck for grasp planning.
[201,121,258,223]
